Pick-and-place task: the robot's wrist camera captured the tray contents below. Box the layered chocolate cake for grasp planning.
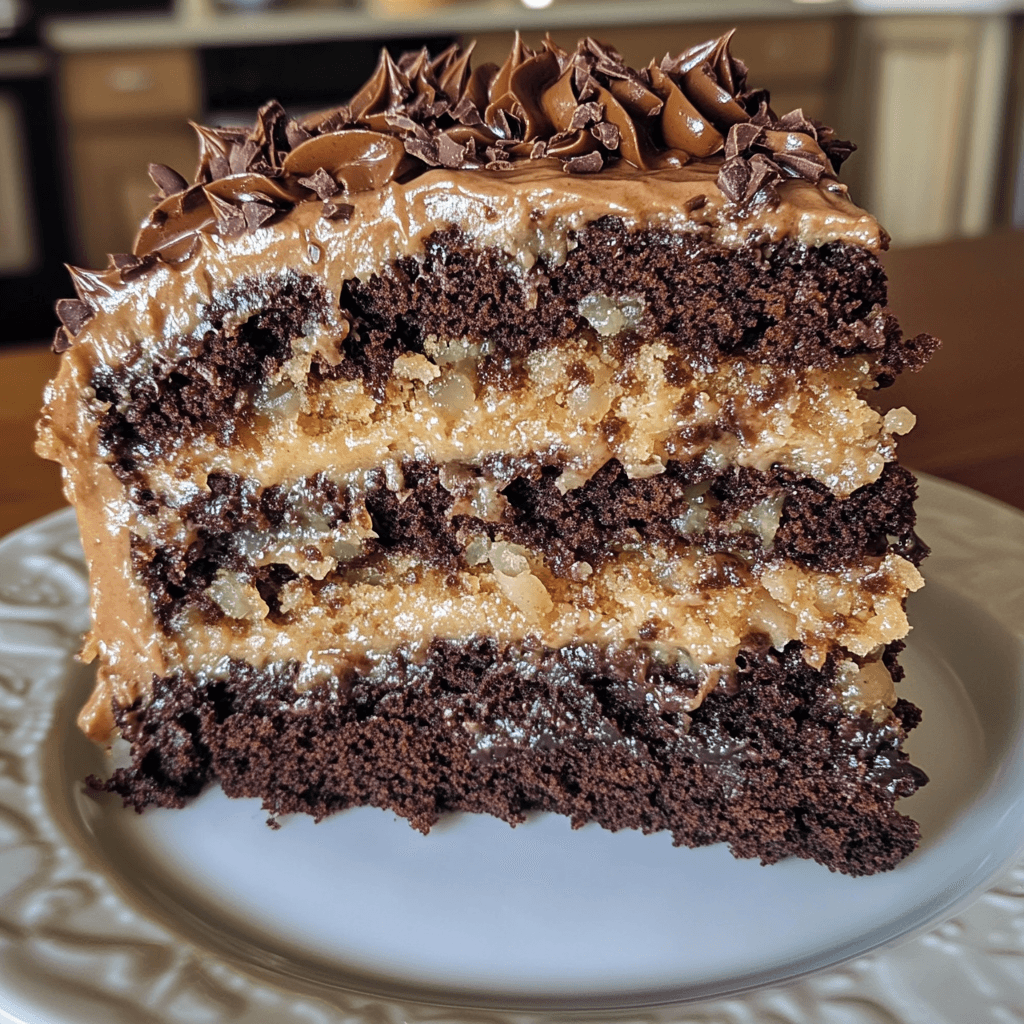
[38,33,937,875]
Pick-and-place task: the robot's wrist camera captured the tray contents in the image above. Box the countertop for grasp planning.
[2,228,1023,540]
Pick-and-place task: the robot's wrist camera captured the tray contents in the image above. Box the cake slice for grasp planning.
[38,33,937,875]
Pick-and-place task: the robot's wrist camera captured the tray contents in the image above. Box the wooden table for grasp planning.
[2,228,1023,539]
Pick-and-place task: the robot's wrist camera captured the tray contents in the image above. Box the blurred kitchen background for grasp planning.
[1,0,1024,342]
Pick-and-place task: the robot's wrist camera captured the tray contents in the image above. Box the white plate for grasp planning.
[0,473,1022,1024]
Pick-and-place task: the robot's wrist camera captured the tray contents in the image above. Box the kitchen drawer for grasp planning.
[61,49,201,123]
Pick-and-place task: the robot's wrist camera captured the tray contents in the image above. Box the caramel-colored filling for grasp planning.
[39,330,919,744]
[136,335,912,513]
[174,543,921,719]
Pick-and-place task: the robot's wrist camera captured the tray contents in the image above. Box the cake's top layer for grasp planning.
[49,31,885,358]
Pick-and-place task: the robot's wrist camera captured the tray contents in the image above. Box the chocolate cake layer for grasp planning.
[90,227,937,473]
[93,272,327,476]
[95,638,926,877]
[133,460,923,629]
[341,223,936,394]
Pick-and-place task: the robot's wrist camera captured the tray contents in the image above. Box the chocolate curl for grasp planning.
[52,326,71,354]
[148,163,188,199]
[55,298,93,336]
[204,190,246,237]
[296,167,339,200]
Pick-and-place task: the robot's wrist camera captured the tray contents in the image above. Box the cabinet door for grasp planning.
[845,15,1011,245]
[62,49,200,124]
[69,126,197,268]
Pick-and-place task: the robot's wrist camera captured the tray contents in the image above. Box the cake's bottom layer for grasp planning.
[95,639,927,877]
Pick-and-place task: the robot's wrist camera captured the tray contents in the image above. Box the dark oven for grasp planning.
[0,16,70,345]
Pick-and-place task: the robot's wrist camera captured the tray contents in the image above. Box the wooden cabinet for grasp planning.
[842,16,1011,246]
[60,49,201,268]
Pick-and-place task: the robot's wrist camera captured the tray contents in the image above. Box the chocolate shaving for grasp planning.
[718,154,760,204]
[778,108,817,136]
[491,109,523,142]
[573,62,598,101]
[725,122,764,160]
[285,119,311,149]
[564,150,604,174]
[591,121,620,150]
[52,326,71,354]
[229,139,261,175]
[451,96,484,126]
[181,185,209,214]
[822,136,856,171]
[148,163,188,199]
[404,138,441,167]
[205,191,246,237]
[297,167,339,200]
[113,252,158,280]
[437,133,468,169]
[55,298,93,336]
[242,200,276,231]
[774,149,827,183]
[208,154,231,181]
[257,99,288,166]
[385,112,431,141]
[569,101,604,131]
[322,201,354,221]
[744,153,782,202]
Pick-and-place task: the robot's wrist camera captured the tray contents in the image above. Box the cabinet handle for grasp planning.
[105,65,155,93]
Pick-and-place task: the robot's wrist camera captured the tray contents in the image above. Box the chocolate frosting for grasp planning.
[144,33,853,251]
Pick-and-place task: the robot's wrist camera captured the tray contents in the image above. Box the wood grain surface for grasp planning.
[2,229,1022,538]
